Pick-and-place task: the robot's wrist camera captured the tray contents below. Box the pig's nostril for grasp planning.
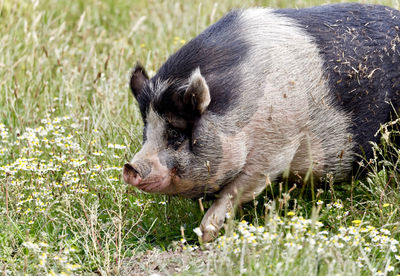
[123,163,143,186]
[124,163,140,177]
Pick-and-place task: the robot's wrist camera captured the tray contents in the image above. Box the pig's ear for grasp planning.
[130,63,149,98]
[183,68,211,115]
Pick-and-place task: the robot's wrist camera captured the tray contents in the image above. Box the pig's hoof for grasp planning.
[200,223,219,242]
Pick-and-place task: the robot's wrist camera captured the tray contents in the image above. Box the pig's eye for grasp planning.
[168,129,179,139]
[166,127,187,150]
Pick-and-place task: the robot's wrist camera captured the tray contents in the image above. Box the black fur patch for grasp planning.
[276,3,400,159]
[152,83,196,128]
[158,149,178,170]
[150,10,250,118]
[134,85,153,142]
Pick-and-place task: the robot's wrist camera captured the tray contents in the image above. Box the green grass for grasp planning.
[1,0,400,275]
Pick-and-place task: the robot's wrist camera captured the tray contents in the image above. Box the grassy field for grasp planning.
[1,0,400,275]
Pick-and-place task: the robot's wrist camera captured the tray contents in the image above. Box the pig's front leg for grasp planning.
[200,173,267,242]
[199,190,232,242]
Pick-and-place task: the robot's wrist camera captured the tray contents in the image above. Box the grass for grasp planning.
[0,0,400,275]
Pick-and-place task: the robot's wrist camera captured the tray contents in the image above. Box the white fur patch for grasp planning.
[145,107,166,149]
[131,107,166,165]
[235,8,353,179]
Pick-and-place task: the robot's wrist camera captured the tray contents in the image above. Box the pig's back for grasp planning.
[155,4,400,161]
[276,3,400,157]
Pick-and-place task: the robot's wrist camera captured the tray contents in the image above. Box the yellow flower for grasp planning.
[287,211,295,216]
[352,220,362,225]
[382,203,390,208]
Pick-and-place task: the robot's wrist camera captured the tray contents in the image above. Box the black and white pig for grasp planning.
[123,3,400,242]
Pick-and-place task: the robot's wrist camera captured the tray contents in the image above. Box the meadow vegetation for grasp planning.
[0,0,400,274]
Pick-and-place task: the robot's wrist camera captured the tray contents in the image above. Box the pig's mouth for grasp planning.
[136,177,171,193]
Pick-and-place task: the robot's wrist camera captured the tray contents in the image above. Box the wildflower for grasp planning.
[287,211,295,216]
[193,227,203,237]
[66,263,81,271]
[107,143,127,149]
[352,220,362,225]
[133,199,143,207]
[22,241,40,253]
[341,235,351,242]
[338,226,347,234]
[257,226,265,233]
[335,242,344,249]
[284,242,302,250]
[380,228,391,236]
[248,224,256,233]
[38,252,47,267]
[348,227,358,235]
[39,242,49,248]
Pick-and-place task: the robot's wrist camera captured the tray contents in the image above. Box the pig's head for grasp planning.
[123,63,222,196]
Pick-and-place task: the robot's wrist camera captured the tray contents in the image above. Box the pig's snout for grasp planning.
[123,155,173,193]
[123,163,142,186]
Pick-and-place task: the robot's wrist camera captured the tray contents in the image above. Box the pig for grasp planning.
[123,3,400,242]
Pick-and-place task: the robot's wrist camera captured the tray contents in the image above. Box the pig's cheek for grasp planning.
[172,142,191,167]
[157,149,178,170]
